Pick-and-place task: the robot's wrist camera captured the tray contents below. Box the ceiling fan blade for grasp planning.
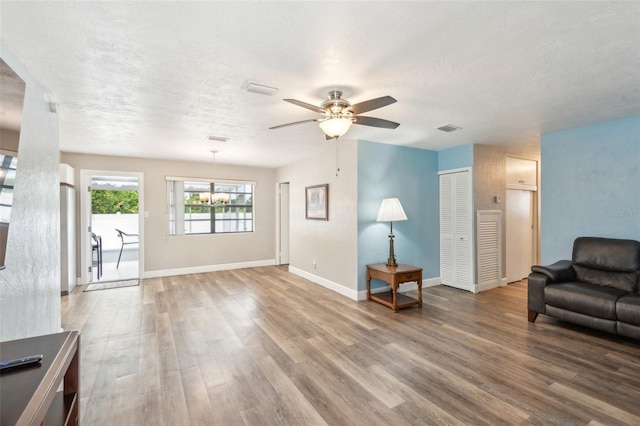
[354,116,400,129]
[283,99,326,114]
[269,118,320,130]
[348,96,397,114]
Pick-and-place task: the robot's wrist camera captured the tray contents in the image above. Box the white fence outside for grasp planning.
[92,213,139,251]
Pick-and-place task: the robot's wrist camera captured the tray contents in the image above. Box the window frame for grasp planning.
[167,176,255,236]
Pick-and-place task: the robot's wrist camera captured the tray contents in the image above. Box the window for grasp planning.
[0,155,17,224]
[167,177,254,235]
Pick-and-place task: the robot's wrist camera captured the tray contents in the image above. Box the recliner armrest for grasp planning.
[531,260,574,283]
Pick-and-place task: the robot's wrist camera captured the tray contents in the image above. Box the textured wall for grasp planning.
[541,116,640,263]
[358,141,440,290]
[473,144,540,277]
[0,42,61,341]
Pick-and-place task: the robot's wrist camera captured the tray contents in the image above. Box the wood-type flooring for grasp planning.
[61,266,640,425]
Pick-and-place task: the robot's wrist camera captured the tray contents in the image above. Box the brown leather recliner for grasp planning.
[528,236,640,339]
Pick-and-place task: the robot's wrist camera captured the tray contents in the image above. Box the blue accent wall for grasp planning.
[541,116,640,263]
[358,141,439,291]
[438,144,473,171]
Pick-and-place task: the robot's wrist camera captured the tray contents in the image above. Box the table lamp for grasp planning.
[376,197,408,267]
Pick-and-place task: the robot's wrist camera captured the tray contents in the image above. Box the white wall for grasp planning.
[0,41,61,341]
[276,140,359,299]
[60,153,277,277]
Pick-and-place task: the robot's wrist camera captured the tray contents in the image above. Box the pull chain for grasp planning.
[210,150,218,170]
[335,137,340,177]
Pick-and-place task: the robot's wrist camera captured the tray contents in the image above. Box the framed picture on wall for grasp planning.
[305,184,328,220]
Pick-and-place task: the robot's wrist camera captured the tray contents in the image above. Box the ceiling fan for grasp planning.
[270,90,399,139]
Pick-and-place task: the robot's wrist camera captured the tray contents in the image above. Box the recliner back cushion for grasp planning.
[572,237,640,293]
[572,265,639,292]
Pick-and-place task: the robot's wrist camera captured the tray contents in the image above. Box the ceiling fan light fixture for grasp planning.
[319,117,353,138]
[272,91,398,135]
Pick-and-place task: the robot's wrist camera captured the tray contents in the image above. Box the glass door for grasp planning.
[80,170,143,284]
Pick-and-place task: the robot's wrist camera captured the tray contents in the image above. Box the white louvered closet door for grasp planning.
[439,174,455,285]
[477,210,502,291]
[439,169,474,292]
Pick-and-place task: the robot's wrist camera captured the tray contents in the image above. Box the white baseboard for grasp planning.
[288,266,360,301]
[476,277,509,292]
[477,281,497,292]
[144,259,276,279]
[145,263,442,304]
[356,277,441,301]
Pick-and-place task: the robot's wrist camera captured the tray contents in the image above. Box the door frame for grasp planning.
[79,169,144,284]
[277,182,290,265]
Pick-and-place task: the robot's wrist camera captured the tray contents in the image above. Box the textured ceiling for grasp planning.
[1,1,639,168]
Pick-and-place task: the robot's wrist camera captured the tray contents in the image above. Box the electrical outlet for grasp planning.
[313,259,317,269]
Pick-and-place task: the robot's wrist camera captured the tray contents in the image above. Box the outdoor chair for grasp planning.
[115,228,138,269]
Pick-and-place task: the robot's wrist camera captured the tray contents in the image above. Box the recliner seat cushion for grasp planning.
[618,322,640,340]
[545,282,627,320]
[617,294,640,326]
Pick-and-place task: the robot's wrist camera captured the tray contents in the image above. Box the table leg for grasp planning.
[366,273,372,301]
[417,278,423,308]
[392,284,398,312]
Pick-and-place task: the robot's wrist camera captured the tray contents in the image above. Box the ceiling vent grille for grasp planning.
[207,136,229,142]
[242,80,279,96]
[437,124,462,133]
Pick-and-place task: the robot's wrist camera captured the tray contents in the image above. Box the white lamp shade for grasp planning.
[319,117,353,138]
[376,198,408,222]
[213,193,230,203]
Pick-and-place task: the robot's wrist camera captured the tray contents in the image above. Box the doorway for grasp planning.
[80,170,144,284]
[506,189,534,283]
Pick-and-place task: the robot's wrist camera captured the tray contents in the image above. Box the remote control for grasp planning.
[0,354,43,371]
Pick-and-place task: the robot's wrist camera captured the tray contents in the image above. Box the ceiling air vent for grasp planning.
[207,136,229,142]
[242,80,279,96]
[437,124,462,133]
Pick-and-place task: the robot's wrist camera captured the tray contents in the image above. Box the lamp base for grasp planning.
[386,230,398,267]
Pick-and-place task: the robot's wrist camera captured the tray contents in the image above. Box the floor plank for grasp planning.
[61,268,640,425]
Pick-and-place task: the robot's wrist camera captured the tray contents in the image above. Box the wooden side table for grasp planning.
[366,263,423,312]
